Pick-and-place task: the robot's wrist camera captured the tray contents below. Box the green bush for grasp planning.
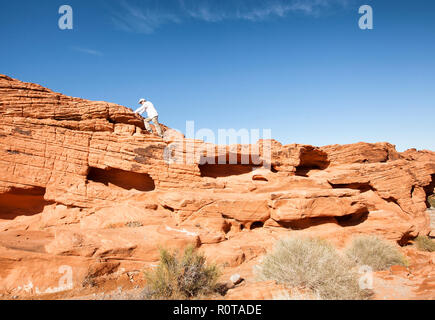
[144,246,220,299]
[428,195,435,208]
[256,237,371,300]
[415,235,435,252]
[345,235,407,271]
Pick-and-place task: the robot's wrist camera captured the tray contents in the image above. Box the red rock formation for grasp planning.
[0,74,434,299]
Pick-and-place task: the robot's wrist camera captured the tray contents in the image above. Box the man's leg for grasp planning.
[152,116,164,137]
[144,118,153,133]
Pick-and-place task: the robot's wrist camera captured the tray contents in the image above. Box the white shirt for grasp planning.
[135,101,158,119]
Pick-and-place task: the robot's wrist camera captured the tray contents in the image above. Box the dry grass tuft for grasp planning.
[144,246,220,299]
[415,235,435,252]
[256,237,372,300]
[345,235,407,271]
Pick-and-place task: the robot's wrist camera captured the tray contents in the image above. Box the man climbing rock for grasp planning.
[134,98,164,138]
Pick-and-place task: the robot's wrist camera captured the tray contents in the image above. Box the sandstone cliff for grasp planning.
[0,74,434,299]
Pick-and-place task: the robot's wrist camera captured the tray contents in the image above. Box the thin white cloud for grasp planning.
[110,0,181,34]
[108,0,351,34]
[72,46,103,56]
[179,0,330,22]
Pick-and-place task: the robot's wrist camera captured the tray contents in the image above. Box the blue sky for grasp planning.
[1,0,434,151]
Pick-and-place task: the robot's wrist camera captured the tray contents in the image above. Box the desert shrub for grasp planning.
[256,237,371,300]
[144,246,220,299]
[415,235,435,252]
[428,195,435,208]
[345,235,407,271]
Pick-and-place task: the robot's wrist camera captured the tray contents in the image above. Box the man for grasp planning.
[135,98,163,138]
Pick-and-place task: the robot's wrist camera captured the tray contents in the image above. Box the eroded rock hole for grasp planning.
[162,205,175,212]
[87,167,155,192]
[295,165,324,177]
[0,187,54,220]
[384,197,400,207]
[423,174,435,208]
[329,182,375,193]
[250,221,264,230]
[199,164,255,178]
[199,154,263,178]
[275,217,337,230]
[295,148,330,176]
[335,210,369,227]
[398,231,414,247]
[252,175,268,182]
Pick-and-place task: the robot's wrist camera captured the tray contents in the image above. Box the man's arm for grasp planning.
[134,105,146,115]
